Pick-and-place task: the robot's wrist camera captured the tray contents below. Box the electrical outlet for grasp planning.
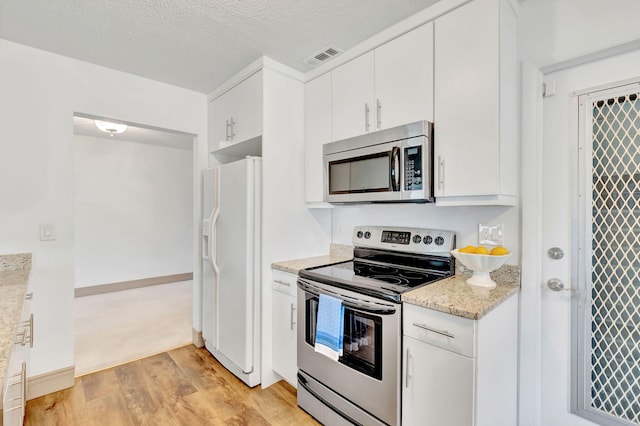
[478,223,503,246]
[39,223,56,241]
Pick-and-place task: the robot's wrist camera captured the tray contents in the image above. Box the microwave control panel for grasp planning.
[404,146,423,190]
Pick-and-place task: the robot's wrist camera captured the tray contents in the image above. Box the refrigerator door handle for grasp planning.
[210,209,220,276]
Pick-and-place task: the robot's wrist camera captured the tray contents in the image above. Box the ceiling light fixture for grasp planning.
[94,120,128,136]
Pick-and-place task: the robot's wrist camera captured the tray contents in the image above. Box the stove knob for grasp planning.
[424,235,433,245]
[357,231,364,238]
[435,236,445,246]
[412,235,422,244]
[364,231,371,239]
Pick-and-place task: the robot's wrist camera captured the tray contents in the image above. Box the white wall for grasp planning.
[260,65,332,387]
[332,204,520,260]
[74,134,193,288]
[519,0,640,69]
[0,39,207,381]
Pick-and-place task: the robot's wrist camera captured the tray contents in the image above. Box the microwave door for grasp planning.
[325,141,402,203]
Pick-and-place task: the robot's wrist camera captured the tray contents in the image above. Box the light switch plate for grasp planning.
[39,223,56,241]
[479,223,503,246]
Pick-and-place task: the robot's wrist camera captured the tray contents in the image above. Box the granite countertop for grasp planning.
[0,254,31,386]
[402,264,520,320]
[271,243,353,274]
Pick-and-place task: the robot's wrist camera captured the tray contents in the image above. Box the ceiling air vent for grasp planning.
[303,45,343,67]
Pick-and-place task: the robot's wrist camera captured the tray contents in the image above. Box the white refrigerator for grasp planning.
[202,156,261,387]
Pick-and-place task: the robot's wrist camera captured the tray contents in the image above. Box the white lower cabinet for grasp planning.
[271,270,298,387]
[2,291,33,426]
[403,336,474,425]
[402,294,518,426]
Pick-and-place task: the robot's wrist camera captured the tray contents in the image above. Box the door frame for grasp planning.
[518,61,545,426]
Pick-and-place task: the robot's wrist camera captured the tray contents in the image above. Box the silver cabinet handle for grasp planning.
[376,99,382,129]
[290,303,296,331]
[15,314,34,348]
[225,117,236,141]
[25,292,33,300]
[6,362,26,414]
[274,280,291,287]
[412,322,455,339]
[27,313,34,348]
[405,347,412,388]
[438,156,445,190]
[225,119,231,141]
[365,103,371,132]
[229,117,236,140]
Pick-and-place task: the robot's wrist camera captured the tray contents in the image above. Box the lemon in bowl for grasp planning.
[450,247,511,288]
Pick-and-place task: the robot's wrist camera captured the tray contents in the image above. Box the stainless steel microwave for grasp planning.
[323,121,433,204]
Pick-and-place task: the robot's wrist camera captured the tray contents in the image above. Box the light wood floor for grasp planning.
[26,345,319,426]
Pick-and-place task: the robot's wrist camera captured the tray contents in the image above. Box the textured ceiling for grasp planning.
[0,0,440,93]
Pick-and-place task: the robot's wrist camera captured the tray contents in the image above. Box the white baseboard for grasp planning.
[27,366,75,400]
[192,328,204,348]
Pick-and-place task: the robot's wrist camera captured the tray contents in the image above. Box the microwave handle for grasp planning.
[390,146,400,191]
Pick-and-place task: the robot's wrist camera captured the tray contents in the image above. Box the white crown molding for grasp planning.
[207,56,304,102]
[304,0,474,83]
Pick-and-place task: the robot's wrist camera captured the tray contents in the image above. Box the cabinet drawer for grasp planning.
[403,303,475,358]
[272,269,298,297]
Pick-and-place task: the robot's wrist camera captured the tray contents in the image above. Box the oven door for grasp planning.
[297,278,401,426]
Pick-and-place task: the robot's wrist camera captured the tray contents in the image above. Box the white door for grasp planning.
[537,54,640,425]
[216,158,255,373]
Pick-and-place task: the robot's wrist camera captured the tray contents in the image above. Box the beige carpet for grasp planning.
[74,280,193,376]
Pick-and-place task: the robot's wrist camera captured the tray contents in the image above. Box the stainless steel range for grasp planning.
[296,226,456,426]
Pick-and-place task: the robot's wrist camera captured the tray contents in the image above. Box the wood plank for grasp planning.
[82,368,122,402]
[24,345,318,426]
[140,352,197,401]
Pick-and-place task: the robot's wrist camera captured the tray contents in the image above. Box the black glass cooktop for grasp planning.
[299,257,452,303]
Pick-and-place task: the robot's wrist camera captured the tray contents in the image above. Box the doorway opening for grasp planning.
[72,113,196,375]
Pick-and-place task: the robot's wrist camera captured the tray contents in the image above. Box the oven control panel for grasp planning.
[353,226,456,255]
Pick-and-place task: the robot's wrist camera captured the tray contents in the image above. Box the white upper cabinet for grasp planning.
[331,51,375,141]
[330,22,434,142]
[434,0,517,206]
[304,73,332,205]
[374,22,434,131]
[208,70,263,152]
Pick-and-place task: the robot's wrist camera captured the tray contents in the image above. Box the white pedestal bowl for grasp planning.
[450,249,511,289]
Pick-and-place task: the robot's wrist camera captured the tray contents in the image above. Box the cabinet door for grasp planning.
[434,0,500,198]
[230,70,263,144]
[208,89,233,151]
[208,70,263,151]
[272,290,297,386]
[331,51,375,141]
[304,73,332,204]
[402,336,474,426]
[375,22,434,130]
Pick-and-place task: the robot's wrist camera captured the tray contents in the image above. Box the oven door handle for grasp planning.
[297,279,398,315]
[390,146,400,192]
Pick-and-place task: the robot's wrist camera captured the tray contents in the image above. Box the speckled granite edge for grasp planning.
[272,250,352,274]
[330,244,353,259]
[0,255,31,386]
[0,253,32,271]
[402,265,520,320]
